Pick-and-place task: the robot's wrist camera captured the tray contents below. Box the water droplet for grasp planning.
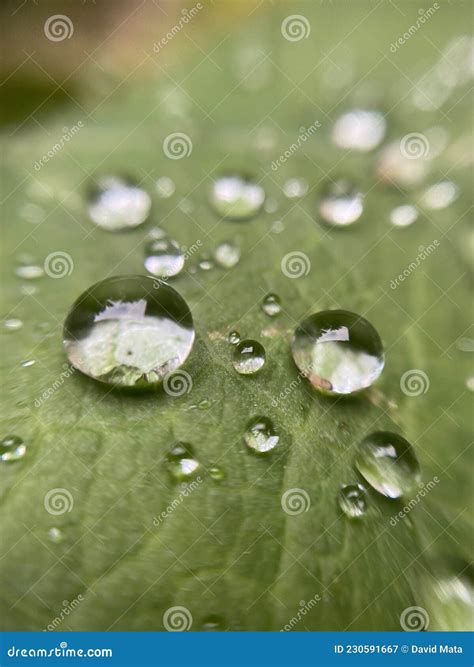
[355,431,421,498]
[20,203,46,224]
[228,331,240,345]
[155,176,175,198]
[244,416,279,453]
[261,293,281,317]
[377,141,429,187]
[63,275,195,388]
[3,319,23,331]
[270,220,285,234]
[332,109,386,152]
[198,399,211,410]
[318,180,364,227]
[465,376,474,392]
[214,241,241,268]
[167,442,200,480]
[210,174,265,221]
[48,527,64,544]
[209,465,226,481]
[15,265,44,280]
[264,198,278,214]
[389,204,419,228]
[232,340,266,375]
[144,235,184,278]
[0,435,26,462]
[420,181,458,210]
[87,176,151,231]
[282,178,309,199]
[20,359,35,368]
[338,484,368,518]
[291,310,384,395]
[201,614,225,631]
[198,255,214,271]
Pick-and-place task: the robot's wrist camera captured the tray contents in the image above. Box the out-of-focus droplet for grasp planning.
[87,175,151,231]
[210,174,265,221]
[420,181,458,210]
[155,176,176,198]
[332,109,386,152]
[15,265,44,280]
[3,319,23,331]
[318,180,364,227]
[282,178,309,199]
[214,241,241,268]
[389,205,419,227]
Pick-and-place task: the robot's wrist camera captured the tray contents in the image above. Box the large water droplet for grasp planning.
[232,339,266,375]
[210,174,265,221]
[214,241,240,268]
[291,310,384,394]
[261,293,281,317]
[332,109,386,152]
[87,176,151,231]
[389,204,419,228]
[318,180,364,227]
[144,235,184,278]
[63,275,194,388]
[338,484,368,518]
[244,416,279,453]
[167,442,200,480]
[355,431,421,498]
[0,435,26,462]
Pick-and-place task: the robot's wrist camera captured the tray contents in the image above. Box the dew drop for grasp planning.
[20,359,36,368]
[198,255,214,271]
[354,431,421,498]
[48,527,64,544]
[232,339,266,375]
[332,109,386,152]
[389,205,419,228]
[465,376,474,392]
[167,442,200,481]
[377,141,429,187]
[0,435,26,462]
[63,275,195,388]
[209,465,226,481]
[318,180,364,227]
[228,331,240,345]
[338,484,368,518]
[420,181,458,210]
[264,198,278,214]
[282,178,309,199]
[291,310,384,395]
[155,176,176,198]
[261,293,281,317]
[244,416,279,453]
[15,265,44,280]
[201,614,225,631]
[3,319,23,331]
[144,235,184,278]
[210,174,265,221]
[214,241,241,268]
[87,176,151,231]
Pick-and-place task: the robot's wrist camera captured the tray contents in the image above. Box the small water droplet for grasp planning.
[465,376,474,391]
[20,203,46,224]
[63,275,195,388]
[144,235,184,278]
[167,442,200,480]
[198,399,211,410]
[332,109,386,152]
[232,340,266,375]
[209,465,226,481]
[15,265,44,280]
[318,180,364,227]
[214,241,241,268]
[421,181,458,210]
[155,176,176,198]
[87,176,151,231]
[20,359,36,368]
[3,319,23,331]
[201,614,225,630]
[338,484,368,518]
[228,331,240,345]
[355,431,421,498]
[389,205,419,228]
[210,174,265,221]
[264,198,278,214]
[282,178,309,199]
[261,293,281,317]
[198,255,214,271]
[270,220,285,234]
[244,416,279,453]
[48,527,64,544]
[291,310,384,395]
[0,435,26,462]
